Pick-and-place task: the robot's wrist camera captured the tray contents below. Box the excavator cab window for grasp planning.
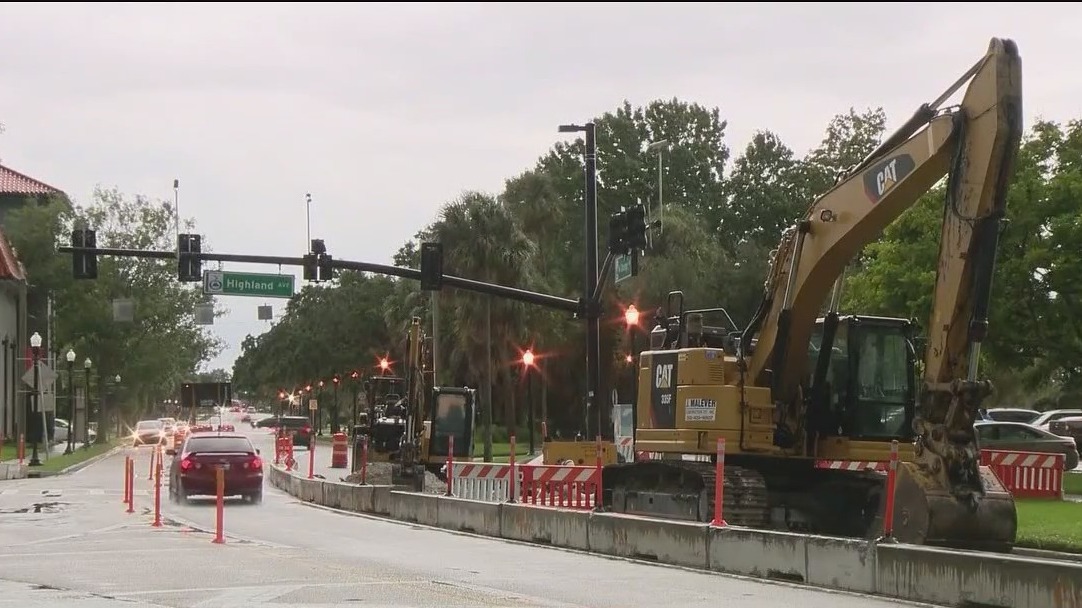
[809,316,916,440]
[429,389,475,459]
[845,319,916,440]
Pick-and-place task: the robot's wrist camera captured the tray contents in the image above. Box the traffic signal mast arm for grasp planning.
[59,240,580,314]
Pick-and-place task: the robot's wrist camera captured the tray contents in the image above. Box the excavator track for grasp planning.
[602,460,770,526]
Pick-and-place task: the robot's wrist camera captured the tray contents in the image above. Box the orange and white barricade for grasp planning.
[450,463,513,502]
[980,449,1064,499]
[519,464,599,510]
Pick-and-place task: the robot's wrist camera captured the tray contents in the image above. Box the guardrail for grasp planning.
[450,462,598,509]
[268,464,1082,608]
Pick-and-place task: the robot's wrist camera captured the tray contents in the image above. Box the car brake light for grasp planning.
[302,426,311,435]
[180,457,194,471]
[246,455,263,470]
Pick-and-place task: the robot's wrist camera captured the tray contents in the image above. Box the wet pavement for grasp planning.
[0,411,937,607]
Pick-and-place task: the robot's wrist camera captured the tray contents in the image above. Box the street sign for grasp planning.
[308,399,318,411]
[202,270,295,299]
[21,361,57,388]
[614,254,633,284]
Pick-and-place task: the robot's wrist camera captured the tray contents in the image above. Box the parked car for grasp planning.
[1048,416,1082,444]
[52,418,98,444]
[985,408,1040,424]
[132,420,166,447]
[974,421,1080,470]
[254,415,313,449]
[1030,409,1082,431]
[167,433,263,503]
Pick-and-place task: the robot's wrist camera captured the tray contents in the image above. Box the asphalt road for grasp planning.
[0,412,938,608]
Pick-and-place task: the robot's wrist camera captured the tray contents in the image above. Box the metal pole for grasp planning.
[83,368,90,451]
[630,329,638,444]
[351,383,358,436]
[431,293,441,385]
[305,193,312,251]
[583,122,602,440]
[527,368,535,455]
[65,360,74,454]
[29,354,41,466]
[333,382,339,434]
[95,371,106,445]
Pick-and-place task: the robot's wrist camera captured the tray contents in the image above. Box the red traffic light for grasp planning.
[379,358,390,371]
[277,390,286,399]
[522,349,536,367]
[625,354,633,364]
[318,380,325,388]
[305,384,312,392]
[624,304,640,327]
[332,375,340,384]
[350,370,360,379]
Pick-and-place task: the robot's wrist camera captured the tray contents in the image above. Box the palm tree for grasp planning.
[431,192,536,461]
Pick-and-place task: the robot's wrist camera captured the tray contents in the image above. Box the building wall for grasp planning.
[0,281,25,440]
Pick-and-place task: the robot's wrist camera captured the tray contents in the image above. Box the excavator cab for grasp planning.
[425,387,477,461]
[807,315,917,444]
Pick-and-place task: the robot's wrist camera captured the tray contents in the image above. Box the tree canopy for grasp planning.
[5,186,221,424]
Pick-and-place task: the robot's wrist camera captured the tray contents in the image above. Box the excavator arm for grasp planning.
[744,39,1023,422]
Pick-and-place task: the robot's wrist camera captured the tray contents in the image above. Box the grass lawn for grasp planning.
[1016,498,1082,553]
[1062,471,1082,496]
[1,440,119,473]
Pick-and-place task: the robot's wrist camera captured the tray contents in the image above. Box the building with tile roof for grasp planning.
[0,161,63,442]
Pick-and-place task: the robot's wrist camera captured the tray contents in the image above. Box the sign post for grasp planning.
[203,271,294,299]
[614,254,633,284]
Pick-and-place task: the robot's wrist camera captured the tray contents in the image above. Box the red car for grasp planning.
[167,433,264,504]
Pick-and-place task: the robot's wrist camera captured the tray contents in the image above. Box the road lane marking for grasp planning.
[0,547,210,558]
[192,584,305,607]
[110,580,424,597]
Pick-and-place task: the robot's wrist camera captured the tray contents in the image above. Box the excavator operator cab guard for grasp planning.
[428,387,476,460]
[806,315,917,443]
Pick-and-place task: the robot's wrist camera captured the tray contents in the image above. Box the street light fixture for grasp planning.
[645,139,670,234]
[64,349,76,455]
[28,332,43,466]
[83,358,91,450]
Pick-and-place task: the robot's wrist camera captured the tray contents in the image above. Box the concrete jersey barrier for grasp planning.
[267,464,1082,608]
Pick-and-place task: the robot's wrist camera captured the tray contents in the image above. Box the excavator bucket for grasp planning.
[885,461,1017,551]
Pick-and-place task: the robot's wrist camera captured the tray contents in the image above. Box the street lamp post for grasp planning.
[83,358,91,450]
[522,349,537,454]
[558,122,602,440]
[28,332,43,467]
[64,349,76,454]
[624,305,641,442]
[349,371,360,435]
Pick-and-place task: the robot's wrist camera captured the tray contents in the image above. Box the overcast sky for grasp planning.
[1,2,1078,372]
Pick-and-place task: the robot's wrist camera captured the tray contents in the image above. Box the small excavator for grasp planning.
[390,316,478,489]
[602,37,1023,550]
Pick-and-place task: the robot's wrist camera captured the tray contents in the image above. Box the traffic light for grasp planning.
[420,241,444,291]
[302,253,318,281]
[332,374,340,385]
[608,208,628,255]
[317,253,334,282]
[626,204,647,251]
[71,228,98,280]
[177,233,202,282]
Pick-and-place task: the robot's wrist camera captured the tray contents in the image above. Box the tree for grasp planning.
[4,186,220,433]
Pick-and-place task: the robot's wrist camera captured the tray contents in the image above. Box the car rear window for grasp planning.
[186,436,253,453]
[278,417,309,428]
[136,421,162,430]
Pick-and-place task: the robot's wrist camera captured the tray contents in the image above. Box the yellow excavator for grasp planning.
[602,37,1022,551]
[390,316,478,489]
